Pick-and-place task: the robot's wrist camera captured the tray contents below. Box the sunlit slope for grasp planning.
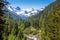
[27,0,60,40]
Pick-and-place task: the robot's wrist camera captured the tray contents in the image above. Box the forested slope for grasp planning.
[27,0,60,40]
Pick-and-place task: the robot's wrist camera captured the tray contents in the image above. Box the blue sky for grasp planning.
[7,0,55,10]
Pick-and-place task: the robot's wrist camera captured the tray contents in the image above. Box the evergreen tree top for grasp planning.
[0,0,9,5]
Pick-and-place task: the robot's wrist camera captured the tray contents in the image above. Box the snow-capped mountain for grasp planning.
[8,6,40,16]
[15,7,21,11]
[4,5,40,19]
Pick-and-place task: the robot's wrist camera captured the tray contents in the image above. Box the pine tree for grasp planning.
[0,0,8,40]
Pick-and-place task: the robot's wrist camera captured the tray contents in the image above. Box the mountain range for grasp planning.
[4,5,42,19]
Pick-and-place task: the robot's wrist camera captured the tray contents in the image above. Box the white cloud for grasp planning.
[22,8,33,12]
[15,9,39,17]
[31,10,37,13]
[15,11,31,16]
[15,11,24,15]
[24,13,31,17]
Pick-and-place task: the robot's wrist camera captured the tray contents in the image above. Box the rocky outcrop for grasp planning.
[24,34,40,40]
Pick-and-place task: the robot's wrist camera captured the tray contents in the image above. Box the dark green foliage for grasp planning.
[43,1,60,40]
[26,0,60,40]
[28,0,60,40]
[0,0,8,40]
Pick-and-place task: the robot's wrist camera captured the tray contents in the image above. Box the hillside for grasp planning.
[27,0,60,40]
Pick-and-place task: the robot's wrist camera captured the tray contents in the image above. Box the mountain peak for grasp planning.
[15,6,21,11]
[7,6,40,19]
[8,6,13,11]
